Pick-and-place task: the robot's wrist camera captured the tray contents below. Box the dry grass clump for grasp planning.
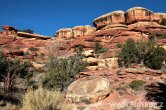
[22,88,64,110]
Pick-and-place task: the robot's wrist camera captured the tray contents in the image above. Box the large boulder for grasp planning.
[126,7,154,24]
[66,76,110,103]
[93,11,125,29]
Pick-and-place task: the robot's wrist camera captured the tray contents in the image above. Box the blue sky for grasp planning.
[0,0,165,36]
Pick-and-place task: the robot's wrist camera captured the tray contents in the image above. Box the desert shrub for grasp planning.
[28,47,39,52]
[116,42,122,48]
[22,88,63,110]
[0,54,32,92]
[15,46,21,50]
[118,38,166,69]
[130,80,146,91]
[75,46,83,54]
[161,18,166,26]
[19,29,34,34]
[161,64,166,72]
[149,33,166,40]
[42,54,87,91]
[94,42,108,54]
[144,46,166,70]
[46,42,62,57]
[116,82,129,95]
[39,53,45,59]
[23,52,29,56]
[61,104,76,110]
[118,38,139,67]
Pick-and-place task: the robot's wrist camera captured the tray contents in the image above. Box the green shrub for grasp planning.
[116,43,122,48]
[118,38,166,69]
[118,38,139,67]
[23,88,63,110]
[28,47,39,52]
[161,18,166,26]
[149,33,166,40]
[161,64,166,72]
[144,46,166,70]
[0,54,32,92]
[130,80,146,91]
[15,46,21,50]
[94,42,108,54]
[19,29,34,34]
[23,52,29,56]
[40,53,45,59]
[42,54,87,91]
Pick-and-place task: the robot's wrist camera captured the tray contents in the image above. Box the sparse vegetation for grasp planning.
[19,29,34,34]
[116,42,123,48]
[94,42,108,54]
[130,80,146,91]
[42,54,87,91]
[144,46,166,70]
[28,47,39,52]
[118,38,139,67]
[15,46,21,50]
[22,88,63,110]
[118,38,166,69]
[39,53,45,59]
[0,54,32,93]
[161,18,166,26]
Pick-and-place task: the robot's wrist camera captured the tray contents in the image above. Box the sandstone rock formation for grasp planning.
[56,25,95,39]
[66,76,110,103]
[93,10,125,29]
[126,7,157,24]
[55,28,72,39]
[92,7,166,49]
[93,7,166,30]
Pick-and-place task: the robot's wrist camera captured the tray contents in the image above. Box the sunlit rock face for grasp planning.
[93,7,166,30]
[56,25,95,39]
[126,7,160,24]
[56,28,72,39]
[93,11,125,29]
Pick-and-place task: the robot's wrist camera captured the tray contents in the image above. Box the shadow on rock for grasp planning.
[145,82,166,110]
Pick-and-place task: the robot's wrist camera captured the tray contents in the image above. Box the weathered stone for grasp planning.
[66,76,110,103]
[126,7,154,24]
[93,11,125,29]
[82,50,95,57]
[56,25,95,39]
[86,66,98,71]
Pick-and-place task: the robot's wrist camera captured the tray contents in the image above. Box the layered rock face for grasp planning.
[0,26,17,45]
[56,25,95,39]
[92,7,166,49]
[126,7,159,24]
[93,7,166,30]
[93,11,125,29]
[55,28,72,39]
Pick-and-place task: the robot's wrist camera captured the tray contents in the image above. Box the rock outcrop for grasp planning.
[93,11,125,29]
[56,25,95,39]
[66,76,110,103]
[126,7,157,24]
[92,7,166,49]
[93,7,166,30]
